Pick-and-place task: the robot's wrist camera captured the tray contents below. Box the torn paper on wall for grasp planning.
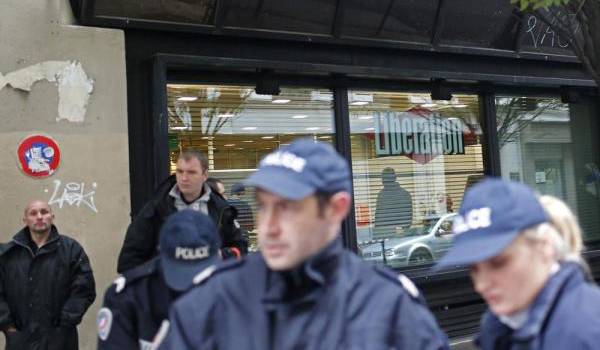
[0,61,94,123]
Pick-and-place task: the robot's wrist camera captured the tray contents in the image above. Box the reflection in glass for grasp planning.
[167,84,335,251]
[341,0,438,43]
[496,96,600,246]
[350,91,484,268]
[222,0,336,35]
[438,0,518,49]
[95,0,216,25]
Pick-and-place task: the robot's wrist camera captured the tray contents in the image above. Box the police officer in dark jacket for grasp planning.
[0,200,96,350]
[434,180,600,350]
[156,139,449,350]
[117,149,247,273]
[98,210,221,349]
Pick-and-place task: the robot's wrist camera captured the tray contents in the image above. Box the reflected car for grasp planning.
[358,213,457,268]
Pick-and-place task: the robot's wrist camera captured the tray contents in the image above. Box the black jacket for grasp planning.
[117,175,247,273]
[0,226,96,350]
[159,239,449,350]
[98,258,182,349]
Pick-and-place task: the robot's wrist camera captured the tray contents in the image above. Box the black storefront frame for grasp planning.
[152,53,490,253]
[141,52,599,339]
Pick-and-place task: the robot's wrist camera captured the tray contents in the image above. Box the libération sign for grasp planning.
[374,109,465,160]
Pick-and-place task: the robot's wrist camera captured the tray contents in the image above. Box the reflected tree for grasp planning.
[496,97,562,148]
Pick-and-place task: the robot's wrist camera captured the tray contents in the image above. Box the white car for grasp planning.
[358,213,457,268]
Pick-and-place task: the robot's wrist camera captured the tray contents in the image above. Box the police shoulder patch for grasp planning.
[113,276,126,293]
[192,265,217,285]
[374,266,420,299]
[97,307,113,341]
[114,259,158,293]
[398,274,420,299]
[192,258,245,285]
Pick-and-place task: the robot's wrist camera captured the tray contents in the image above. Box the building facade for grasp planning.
[1,0,599,348]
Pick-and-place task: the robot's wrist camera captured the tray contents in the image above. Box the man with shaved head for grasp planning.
[0,200,96,350]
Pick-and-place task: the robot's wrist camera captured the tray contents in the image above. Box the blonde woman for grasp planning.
[435,178,600,350]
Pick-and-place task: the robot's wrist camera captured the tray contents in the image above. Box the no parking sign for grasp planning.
[17,135,61,178]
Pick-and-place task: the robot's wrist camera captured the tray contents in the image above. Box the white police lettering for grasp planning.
[175,246,210,260]
[453,207,492,234]
[261,151,306,172]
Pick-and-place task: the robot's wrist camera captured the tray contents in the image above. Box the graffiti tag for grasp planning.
[45,180,98,213]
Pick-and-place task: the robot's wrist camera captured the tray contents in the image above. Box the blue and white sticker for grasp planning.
[97,307,113,341]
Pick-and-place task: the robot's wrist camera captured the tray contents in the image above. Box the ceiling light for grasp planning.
[272,99,291,104]
[453,104,468,108]
[236,148,244,150]
[364,127,375,131]
[170,126,189,130]
[242,140,254,143]
[242,126,257,130]
[350,101,369,106]
[318,135,332,139]
[292,115,308,119]
[201,136,214,140]
[243,90,273,101]
[218,113,235,118]
[358,115,373,120]
[224,144,235,147]
[262,136,274,139]
[306,127,320,131]
[177,96,198,102]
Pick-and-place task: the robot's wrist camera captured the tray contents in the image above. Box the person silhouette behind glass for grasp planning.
[373,167,413,239]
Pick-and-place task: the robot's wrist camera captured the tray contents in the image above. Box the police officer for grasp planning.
[97,210,221,349]
[156,139,449,350]
[434,179,600,350]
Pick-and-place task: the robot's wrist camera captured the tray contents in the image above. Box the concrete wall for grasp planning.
[0,1,129,348]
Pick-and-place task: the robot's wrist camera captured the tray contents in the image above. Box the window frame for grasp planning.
[148,53,600,282]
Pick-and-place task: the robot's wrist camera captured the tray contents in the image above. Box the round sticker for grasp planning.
[17,135,61,178]
[97,307,113,341]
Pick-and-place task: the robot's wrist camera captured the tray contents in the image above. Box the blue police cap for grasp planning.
[230,182,245,195]
[434,178,549,271]
[159,210,221,291]
[244,138,352,200]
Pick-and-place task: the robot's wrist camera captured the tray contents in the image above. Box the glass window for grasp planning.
[167,84,334,251]
[438,0,518,50]
[496,95,600,246]
[95,0,216,25]
[222,0,337,35]
[341,0,438,43]
[350,91,484,268]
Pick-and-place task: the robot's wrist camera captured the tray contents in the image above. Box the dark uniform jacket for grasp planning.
[97,258,184,349]
[477,262,600,350]
[0,226,96,350]
[159,238,449,350]
[117,175,248,273]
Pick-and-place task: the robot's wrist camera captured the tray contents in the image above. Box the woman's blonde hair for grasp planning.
[523,195,585,265]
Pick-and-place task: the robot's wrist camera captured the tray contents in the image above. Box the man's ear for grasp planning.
[328,192,352,222]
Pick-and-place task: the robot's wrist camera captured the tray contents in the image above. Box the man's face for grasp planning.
[256,190,334,271]
[175,157,207,200]
[470,235,552,316]
[23,201,54,235]
[215,182,226,198]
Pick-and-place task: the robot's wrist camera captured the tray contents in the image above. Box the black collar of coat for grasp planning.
[12,225,61,255]
[263,237,342,306]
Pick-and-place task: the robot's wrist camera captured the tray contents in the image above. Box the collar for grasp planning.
[169,183,212,204]
[13,226,60,254]
[484,262,585,342]
[497,263,560,330]
[263,238,342,305]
